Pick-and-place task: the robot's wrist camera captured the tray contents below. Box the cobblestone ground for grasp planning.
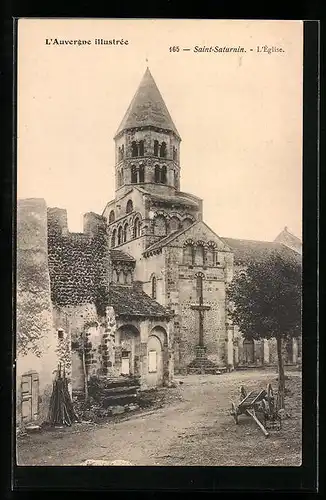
[17,369,302,466]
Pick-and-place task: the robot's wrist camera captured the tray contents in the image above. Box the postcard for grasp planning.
[16,19,303,468]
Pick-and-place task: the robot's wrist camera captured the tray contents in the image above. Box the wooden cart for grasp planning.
[230,384,281,437]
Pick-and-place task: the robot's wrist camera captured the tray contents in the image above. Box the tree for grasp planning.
[226,250,302,409]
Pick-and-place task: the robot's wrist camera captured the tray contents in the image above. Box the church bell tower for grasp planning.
[113,68,181,195]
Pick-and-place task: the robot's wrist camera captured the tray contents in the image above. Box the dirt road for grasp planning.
[17,369,302,467]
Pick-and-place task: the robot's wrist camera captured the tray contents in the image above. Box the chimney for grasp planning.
[84,212,107,238]
[47,207,68,236]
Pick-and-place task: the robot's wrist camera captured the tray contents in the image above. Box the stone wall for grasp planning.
[47,209,109,308]
[16,199,59,428]
[138,251,166,304]
[174,262,228,369]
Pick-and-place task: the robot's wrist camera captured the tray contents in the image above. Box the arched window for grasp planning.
[126,199,133,213]
[170,216,180,232]
[118,145,125,161]
[206,246,214,266]
[161,165,167,184]
[139,140,144,156]
[151,275,157,299]
[123,223,128,243]
[109,210,115,224]
[160,142,167,158]
[154,140,159,156]
[174,171,179,188]
[131,141,138,157]
[118,226,123,245]
[153,215,167,237]
[173,146,177,160]
[183,217,194,229]
[111,229,117,247]
[154,165,160,183]
[116,271,121,283]
[131,165,137,183]
[139,164,145,183]
[183,244,193,265]
[118,169,123,187]
[112,269,118,282]
[195,244,205,266]
[133,217,141,238]
[126,271,132,284]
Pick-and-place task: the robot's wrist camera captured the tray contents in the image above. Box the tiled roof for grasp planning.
[109,249,135,262]
[221,237,302,265]
[274,227,302,254]
[114,68,180,139]
[108,285,171,318]
[178,191,203,202]
[150,193,199,208]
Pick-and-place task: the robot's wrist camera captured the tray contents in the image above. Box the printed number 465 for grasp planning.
[169,46,180,52]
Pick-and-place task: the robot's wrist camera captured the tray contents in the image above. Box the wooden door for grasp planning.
[243,340,254,364]
[21,373,39,423]
[121,351,131,375]
[147,335,163,388]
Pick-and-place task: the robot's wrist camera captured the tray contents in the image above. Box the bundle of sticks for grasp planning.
[48,364,80,426]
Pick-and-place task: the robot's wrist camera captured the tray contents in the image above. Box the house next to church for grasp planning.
[16,68,302,428]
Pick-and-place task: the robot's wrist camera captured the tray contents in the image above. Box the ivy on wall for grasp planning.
[48,232,109,307]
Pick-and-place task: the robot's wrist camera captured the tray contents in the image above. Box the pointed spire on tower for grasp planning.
[114,68,180,140]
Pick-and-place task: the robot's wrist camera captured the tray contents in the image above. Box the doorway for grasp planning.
[243,339,254,365]
[147,335,163,388]
[21,372,39,423]
[121,350,131,375]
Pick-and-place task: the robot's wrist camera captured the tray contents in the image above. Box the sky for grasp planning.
[17,19,303,241]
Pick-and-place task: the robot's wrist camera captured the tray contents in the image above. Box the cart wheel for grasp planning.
[240,386,247,399]
[231,402,239,424]
[262,399,270,422]
[266,383,275,413]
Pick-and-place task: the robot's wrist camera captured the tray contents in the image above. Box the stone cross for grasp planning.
[191,275,211,347]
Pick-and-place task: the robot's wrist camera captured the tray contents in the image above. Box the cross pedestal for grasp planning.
[187,301,220,375]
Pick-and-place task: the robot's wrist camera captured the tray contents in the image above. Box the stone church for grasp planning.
[16,68,301,427]
[101,67,302,373]
[102,68,235,374]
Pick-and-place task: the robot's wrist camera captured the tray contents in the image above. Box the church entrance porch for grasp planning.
[115,325,141,378]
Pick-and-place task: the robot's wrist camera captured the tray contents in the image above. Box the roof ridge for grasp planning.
[143,222,198,255]
[109,249,136,261]
[222,237,277,244]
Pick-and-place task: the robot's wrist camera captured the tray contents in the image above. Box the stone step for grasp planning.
[101,385,140,396]
[100,377,141,388]
[187,367,221,375]
[187,359,218,369]
[102,393,138,407]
